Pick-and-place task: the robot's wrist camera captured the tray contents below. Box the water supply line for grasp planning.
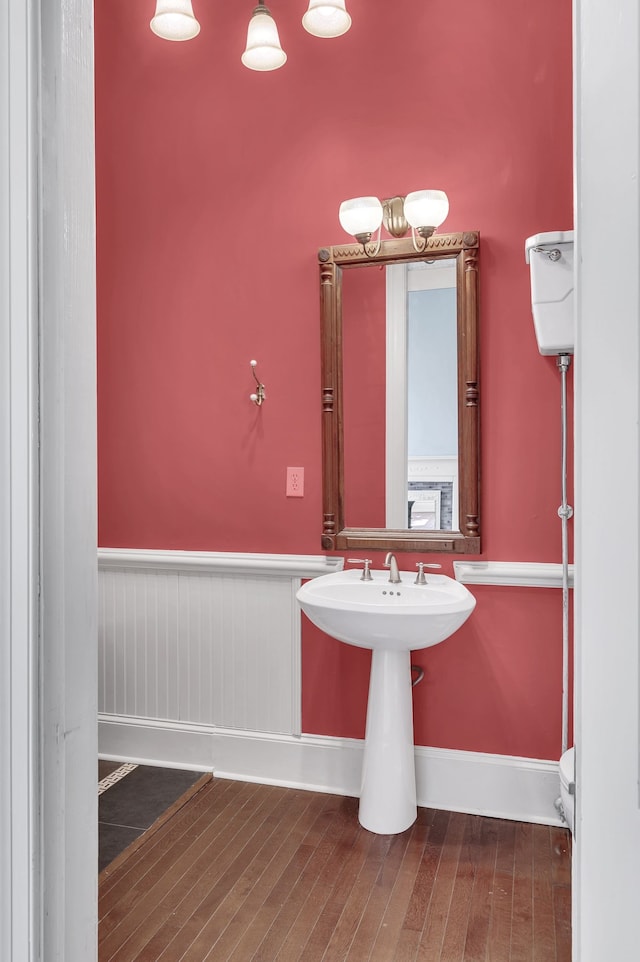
[557,353,573,756]
[411,665,424,687]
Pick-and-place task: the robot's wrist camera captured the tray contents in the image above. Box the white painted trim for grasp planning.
[99,754,210,775]
[408,455,458,480]
[0,2,40,957]
[99,716,215,771]
[454,560,575,588]
[406,259,457,292]
[98,547,343,578]
[416,746,563,826]
[38,2,97,959]
[99,714,564,826]
[2,2,97,959]
[574,0,640,957]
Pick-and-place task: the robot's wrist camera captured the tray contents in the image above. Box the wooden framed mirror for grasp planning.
[318,231,480,553]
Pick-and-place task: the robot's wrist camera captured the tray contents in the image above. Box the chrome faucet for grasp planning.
[383,552,401,584]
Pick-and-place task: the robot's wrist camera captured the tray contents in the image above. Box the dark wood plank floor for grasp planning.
[98,778,571,962]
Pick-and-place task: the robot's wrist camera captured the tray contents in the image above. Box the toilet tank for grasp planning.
[525,230,574,355]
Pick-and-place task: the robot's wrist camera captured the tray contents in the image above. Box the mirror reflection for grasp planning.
[342,258,459,531]
[404,260,458,531]
[319,233,480,554]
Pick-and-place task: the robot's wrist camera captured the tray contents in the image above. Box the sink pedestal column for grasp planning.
[358,648,417,834]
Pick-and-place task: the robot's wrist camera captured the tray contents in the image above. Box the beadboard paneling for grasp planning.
[98,553,339,736]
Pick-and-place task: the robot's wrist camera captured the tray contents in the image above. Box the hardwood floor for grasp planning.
[98,778,571,961]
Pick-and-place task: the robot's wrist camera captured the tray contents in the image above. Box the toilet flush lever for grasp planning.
[415,562,442,585]
[530,246,562,261]
[347,558,373,581]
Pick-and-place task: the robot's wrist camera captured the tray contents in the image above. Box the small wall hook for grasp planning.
[249,359,266,406]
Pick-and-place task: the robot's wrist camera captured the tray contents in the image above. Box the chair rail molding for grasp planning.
[454,560,575,588]
[98,547,343,578]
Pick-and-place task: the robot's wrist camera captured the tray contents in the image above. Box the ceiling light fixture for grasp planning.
[338,190,450,255]
[150,0,201,41]
[151,1,352,72]
[242,1,287,71]
[302,0,352,38]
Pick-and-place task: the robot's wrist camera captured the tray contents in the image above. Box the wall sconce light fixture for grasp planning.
[151,1,352,71]
[338,196,384,253]
[339,190,450,255]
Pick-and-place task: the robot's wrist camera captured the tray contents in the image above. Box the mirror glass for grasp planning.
[342,258,459,531]
[318,233,480,553]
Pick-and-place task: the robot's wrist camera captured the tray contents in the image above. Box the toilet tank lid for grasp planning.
[525,230,575,263]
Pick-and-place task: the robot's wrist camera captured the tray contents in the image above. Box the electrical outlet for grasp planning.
[286,467,304,497]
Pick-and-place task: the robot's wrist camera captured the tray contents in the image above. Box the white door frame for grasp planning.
[573,0,640,958]
[0,1,97,959]
[0,3,41,957]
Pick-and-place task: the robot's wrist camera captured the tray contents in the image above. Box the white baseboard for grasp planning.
[98,714,564,826]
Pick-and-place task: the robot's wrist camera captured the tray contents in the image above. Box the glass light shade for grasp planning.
[150,0,200,41]
[339,197,383,237]
[403,190,450,230]
[302,0,352,38]
[241,7,287,71]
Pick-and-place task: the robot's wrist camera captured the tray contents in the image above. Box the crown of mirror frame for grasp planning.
[151,1,351,71]
[338,191,450,256]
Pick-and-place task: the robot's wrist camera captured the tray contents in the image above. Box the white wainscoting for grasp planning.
[98,550,342,737]
[98,549,564,826]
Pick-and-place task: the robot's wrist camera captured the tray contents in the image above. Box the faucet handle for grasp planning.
[347,558,373,581]
[415,562,442,585]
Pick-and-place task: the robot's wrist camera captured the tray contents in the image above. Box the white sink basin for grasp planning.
[296,569,475,651]
[297,565,476,835]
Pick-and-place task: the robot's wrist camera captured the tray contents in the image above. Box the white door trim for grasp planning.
[574,0,640,958]
[1,1,97,960]
[0,2,41,958]
[39,2,98,959]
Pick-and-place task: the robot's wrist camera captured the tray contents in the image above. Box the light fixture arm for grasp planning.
[359,225,382,258]
[410,226,436,253]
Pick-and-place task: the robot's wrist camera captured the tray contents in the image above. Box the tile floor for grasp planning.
[98,760,206,872]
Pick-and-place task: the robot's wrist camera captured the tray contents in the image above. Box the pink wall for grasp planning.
[95,0,573,760]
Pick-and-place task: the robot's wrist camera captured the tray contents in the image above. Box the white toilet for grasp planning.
[559,747,575,834]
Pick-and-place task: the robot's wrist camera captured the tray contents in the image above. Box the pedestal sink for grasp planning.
[297,567,475,834]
